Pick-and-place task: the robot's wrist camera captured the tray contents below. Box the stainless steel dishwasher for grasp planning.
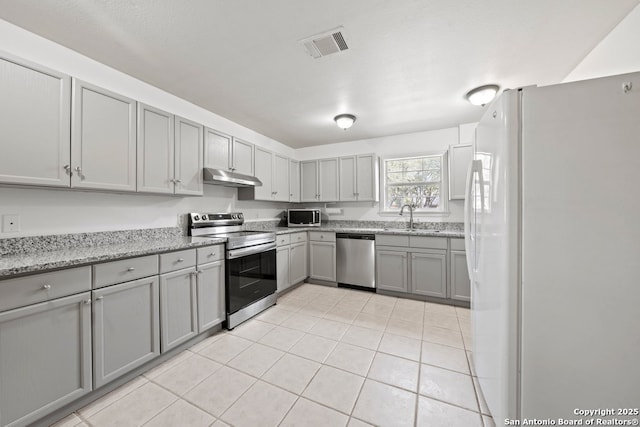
[336,233,376,289]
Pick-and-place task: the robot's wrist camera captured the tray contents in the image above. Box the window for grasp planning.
[381,153,447,213]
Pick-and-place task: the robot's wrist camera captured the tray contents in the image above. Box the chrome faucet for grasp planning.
[400,204,414,230]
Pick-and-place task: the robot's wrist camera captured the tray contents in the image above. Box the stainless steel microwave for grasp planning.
[288,209,321,227]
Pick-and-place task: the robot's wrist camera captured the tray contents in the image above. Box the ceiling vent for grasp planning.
[300,27,349,59]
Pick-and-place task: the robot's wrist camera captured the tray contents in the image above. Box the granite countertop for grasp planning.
[259,226,464,238]
[0,236,226,279]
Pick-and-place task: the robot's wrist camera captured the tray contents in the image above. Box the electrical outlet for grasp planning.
[2,214,20,233]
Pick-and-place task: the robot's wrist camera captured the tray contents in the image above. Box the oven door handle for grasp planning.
[227,242,277,259]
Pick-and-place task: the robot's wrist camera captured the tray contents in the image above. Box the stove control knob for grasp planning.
[232,214,238,219]
[201,215,208,220]
[194,215,200,221]
[238,213,243,219]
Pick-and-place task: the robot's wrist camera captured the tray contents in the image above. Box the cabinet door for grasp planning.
[175,116,204,196]
[356,154,377,201]
[197,260,225,331]
[137,103,174,194]
[289,241,308,285]
[410,251,447,298]
[450,250,471,302]
[276,245,290,292]
[273,154,290,201]
[0,292,91,427]
[160,268,198,352]
[339,156,357,201]
[448,144,473,200]
[309,241,336,282]
[318,158,339,201]
[289,160,301,202]
[301,160,318,202]
[253,146,273,200]
[204,128,231,170]
[93,276,160,388]
[376,250,408,292]
[0,54,71,187]
[71,80,136,191]
[232,138,254,175]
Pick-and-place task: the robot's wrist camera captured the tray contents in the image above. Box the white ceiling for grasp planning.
[0,0,637,148]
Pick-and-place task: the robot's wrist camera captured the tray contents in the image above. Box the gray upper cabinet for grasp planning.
[174,116,204,196]
[93,276,160,388]
[232,137,254,176]
[253,146,273,200]
[0,53,71,188]
[71,79,137,192]
[0,292,92,427]
[273,154,290,202]
[196,260,225,331]
[339,154,377,202]
[289,160,301,202]
[410,251,447,298]
[137,103,175,194]
[449,143,473,200]
[204,128,232,171]
[301,160,319,202]
[159,267,198,352]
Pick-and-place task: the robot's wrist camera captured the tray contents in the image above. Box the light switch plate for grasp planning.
[2,214,20,233]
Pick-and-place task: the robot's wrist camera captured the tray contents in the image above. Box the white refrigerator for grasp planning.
[465,72,640,422]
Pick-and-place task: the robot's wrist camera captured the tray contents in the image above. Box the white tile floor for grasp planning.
[52,284,494,427]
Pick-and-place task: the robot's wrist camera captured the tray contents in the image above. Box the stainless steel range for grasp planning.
[188,212,277,329]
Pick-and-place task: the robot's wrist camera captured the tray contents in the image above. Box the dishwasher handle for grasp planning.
[336,233,375,240]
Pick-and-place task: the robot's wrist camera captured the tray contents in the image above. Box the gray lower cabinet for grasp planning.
[93,276,160,388]
[450,250,470,302]
[196,260,225,331]
[0,292,92,427]
[309,241,336,282]
[410,251,447,298]
[376,249,409,292]
[276,245,290,292]
[289,241,308,285]
[159,267,198,352]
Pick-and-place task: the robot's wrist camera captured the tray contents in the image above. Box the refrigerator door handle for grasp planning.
[464,159,483,281]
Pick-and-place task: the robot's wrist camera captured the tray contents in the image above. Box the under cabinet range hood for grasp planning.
[203,168,263,187]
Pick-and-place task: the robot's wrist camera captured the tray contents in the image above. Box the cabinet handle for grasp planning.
[42,284,51,290]
[63,165,72,176]
[75,166,82,175]
[96,296,104,301]
[320,235,324,239]
[209,252,216,256]
[127,267,136,272]
[84,299,92,305]
[175,179,182,183]
[197,270,203,274]
[177,258,184,263]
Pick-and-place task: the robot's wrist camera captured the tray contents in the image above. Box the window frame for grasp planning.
[378,151,449,216]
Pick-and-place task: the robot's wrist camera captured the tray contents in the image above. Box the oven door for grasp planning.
[226,243,277,315]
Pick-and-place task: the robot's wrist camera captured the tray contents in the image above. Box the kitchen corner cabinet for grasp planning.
[450,239,470,302]
[0,53,72,188]
[241,147,290,201]
[448,143,473,200]
[339,154,377,201]
[309,232,336,282]
[71,79,137,192]
[289,160,301,202]
[0,292,92,427]
[93,276,160,388]
[301,158,339,202]
[204,130,253,176]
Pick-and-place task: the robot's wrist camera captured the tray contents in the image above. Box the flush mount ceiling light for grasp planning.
[334,113,356,130]
[465,84,500,106]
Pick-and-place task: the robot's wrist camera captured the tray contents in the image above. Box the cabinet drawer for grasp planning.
[93,255,159,288]
[197,245,224,264]
[0,267,91,312]
[450,238,465,251]
[308,231,336,242]
[276,234,291,247]
[376,234,409,247]
[409,236,448,250]
[290,232,308,244]
[159,249,196,273]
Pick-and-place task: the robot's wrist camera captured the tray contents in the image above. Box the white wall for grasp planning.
[295,126,471,223]
[0,19,293,237]
[563,3,640,82]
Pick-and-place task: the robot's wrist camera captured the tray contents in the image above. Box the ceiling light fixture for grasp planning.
[334,113,356,130]
[465,84,500,106]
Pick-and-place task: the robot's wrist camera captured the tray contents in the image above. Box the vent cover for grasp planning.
[300,27,349,59]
